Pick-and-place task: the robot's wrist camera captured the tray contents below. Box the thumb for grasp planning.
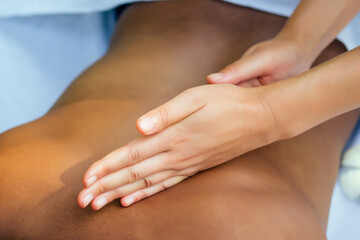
[136,88,205,135]
[207,53,268,85]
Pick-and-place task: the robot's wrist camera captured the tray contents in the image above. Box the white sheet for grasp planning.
[0,7,359,240]
[0,0,160,17]
[0,0,359,50]
[223,0,360,50]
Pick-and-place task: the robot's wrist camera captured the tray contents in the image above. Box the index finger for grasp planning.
[136,87,206,135]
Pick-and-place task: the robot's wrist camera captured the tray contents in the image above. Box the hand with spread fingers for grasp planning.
[77,84,279,210]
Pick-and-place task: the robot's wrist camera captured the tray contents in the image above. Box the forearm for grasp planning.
[277,0,360,62]
[265,46,360,139]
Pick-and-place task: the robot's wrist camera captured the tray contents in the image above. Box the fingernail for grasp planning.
[83,193,94,207]
[125,196,135,206]
[87,176,97,187]
[96,197,107,210]
[208,73,226,82]
[138,117,154,133]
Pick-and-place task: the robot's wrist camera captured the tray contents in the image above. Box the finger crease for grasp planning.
[97,182,105,194]
[160,108,169,126]
[114,190,122,199]
[128,150,140,165]
[143,178,152,188]
[127,167,139,183]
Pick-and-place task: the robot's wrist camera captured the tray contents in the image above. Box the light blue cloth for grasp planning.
[328,179,360,240]
[0,0,359,49]
[0,0,161,17]
[0,12,117,133]
[0,1,359,240]
[224,0,360,50]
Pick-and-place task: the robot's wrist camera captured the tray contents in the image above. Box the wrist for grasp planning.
[259,77,306,141]
[275,27,318,65]
[256,86,293,143]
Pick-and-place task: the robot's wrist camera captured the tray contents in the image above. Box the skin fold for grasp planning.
[0,0,358,239]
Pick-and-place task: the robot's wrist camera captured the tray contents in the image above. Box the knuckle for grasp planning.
[167,154,193,171]
[127,167,140,183]
[169,126,189,146]
[159,107,169,126]
[101,162,111,176]
[175,151,193,163]
[113,189,122,200]
[179,166,199,176]
[263,52,274,63]
[165,157,181,170]
[169,162,183,171]
[225,64,241,76]
[127,148,140,165]
[189,92,203,107]
[96,181,105,194]
[184,87,202,104]
[183,87,196,96]
[143,178,152,188]
[227,64,239,73]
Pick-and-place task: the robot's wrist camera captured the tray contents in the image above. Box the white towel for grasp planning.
[223,0,360,50]
[0,0,160,17]
[0,0,359,49]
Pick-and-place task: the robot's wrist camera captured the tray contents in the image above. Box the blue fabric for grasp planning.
[0,0,358,49]
[224,0,360,50]
[0,0,161,17]
[0,11,117,133]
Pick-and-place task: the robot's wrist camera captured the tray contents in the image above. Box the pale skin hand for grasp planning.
[77,46,360,210]
[207,0,360,86]
[78,45,360,210]
[207,36,311,87]
[77,84,278,210]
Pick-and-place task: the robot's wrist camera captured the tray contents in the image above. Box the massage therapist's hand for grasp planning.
[207,36,311,87]
[78,84,279,210]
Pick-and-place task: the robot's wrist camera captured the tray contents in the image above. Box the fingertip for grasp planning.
[82,169,97,188]
[83,159,106,187]
[82,178,87,188]
[86,176,97,188]
[92,197,107,211]
[206,75,215,84]
[120,198,128,207]
[78,187,95,209]
[121,196,136,207]
[77,197,83,208]
[136,116,156,135]
[135,119,148,135]
[120,198,130,207]
[91,202,98,211]
[207,73,227,83]
[77,191,86,208]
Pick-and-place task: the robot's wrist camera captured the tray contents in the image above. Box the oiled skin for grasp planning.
[0,0,358,239]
